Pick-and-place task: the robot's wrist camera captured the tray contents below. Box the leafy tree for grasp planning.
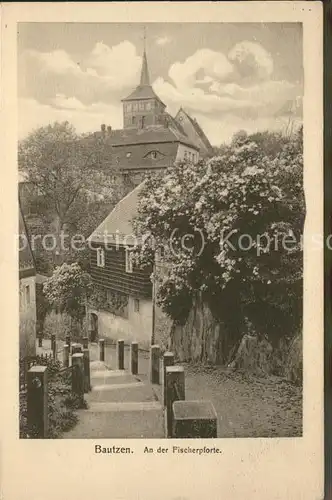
[18,121,124,267]
[43,263,92,322]
[134,128,304,353]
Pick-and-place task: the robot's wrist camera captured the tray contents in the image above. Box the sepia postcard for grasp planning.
[1,2,323,499]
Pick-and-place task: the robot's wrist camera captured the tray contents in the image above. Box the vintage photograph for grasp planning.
[18,22,304,439]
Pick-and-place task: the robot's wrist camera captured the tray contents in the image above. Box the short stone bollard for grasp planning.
[52,340,57,360]
[88,327,94,343]
[71,353,84,407]
[51,334,56,358]
[72,343,82,355]
[150,345,161,384]
[65,335,71,349]
[63,344,70,368]
[172,400,218,438]
[130,342,138,375]
[163,351,174,406]
[99,339,105,362]
[83,348,91,393]
[27,366,49,438]
[117,339,125,370]
[82,336,89,349]
[165,365,185,438]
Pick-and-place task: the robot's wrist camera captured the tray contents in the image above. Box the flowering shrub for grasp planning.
[134,128,304,341]
[43,263,92,321]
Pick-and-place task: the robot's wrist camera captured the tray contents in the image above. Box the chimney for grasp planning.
[101,124,106,135]
[107,125,112,135]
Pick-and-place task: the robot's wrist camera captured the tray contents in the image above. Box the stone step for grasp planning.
[91,382,144,392]
[87,384,158,403]
[86,401,162,412]
[63,407,165,439]
[91,369,135,379]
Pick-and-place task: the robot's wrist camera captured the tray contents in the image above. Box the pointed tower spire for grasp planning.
[140,27,150,86]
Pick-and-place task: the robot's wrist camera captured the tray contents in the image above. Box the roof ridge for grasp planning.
[87,181,147,242]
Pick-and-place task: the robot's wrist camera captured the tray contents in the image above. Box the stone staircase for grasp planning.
[63,360,165,439]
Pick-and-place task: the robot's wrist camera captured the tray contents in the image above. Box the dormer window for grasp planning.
[96,247,105,268]
[145,150,162,160]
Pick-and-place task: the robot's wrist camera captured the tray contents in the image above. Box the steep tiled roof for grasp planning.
[122,85,165,105]
[175,108,214,155]
[88,182,145,245]
[112,142,178,171]
[140,49,150,86]
[94,124,199,150]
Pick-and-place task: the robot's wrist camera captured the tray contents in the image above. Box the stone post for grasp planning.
[65,335,71,350]
[71,353,84,407]
[172,400,218,438]
[165,366,185,438]
[130,342,138,375]
[27,366,49,438]
[51,334,56,358]
[72,343,82,355]
[163,351,175,406]
[150,345,161,384]
[63,344,70,368]
[83,348,91,393]
[99,339,105,362]
[117,339,124,370]
[52,340,57,360]
[88,326,94,343]
[82,336,89,349]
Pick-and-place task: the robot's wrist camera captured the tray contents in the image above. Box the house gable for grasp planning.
[175,108,214,157]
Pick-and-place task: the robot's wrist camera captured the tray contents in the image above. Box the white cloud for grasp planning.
[53,94,86,110]
[154,41,300,123]
[24,40,141,93]
[169,49,234,89]
[155,36,171,46]
[154,76,252,115]
[85,41,141,86]
[228,41,274,80]
[26,49,82,75]
[19,98,122,139]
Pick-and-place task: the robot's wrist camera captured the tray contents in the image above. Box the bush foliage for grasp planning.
[134,129,304,346]
[43,263,92,321]
[19,357,83,438]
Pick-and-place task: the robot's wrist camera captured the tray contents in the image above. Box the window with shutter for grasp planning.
[96,247,105,268]
[125,249,133,273]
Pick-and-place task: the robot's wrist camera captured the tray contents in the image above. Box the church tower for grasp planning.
[122,43,166,129]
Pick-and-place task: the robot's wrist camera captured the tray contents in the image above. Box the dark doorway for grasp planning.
[90,313,98,342]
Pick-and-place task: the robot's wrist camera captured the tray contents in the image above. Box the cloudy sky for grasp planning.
[18,22,303,145]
